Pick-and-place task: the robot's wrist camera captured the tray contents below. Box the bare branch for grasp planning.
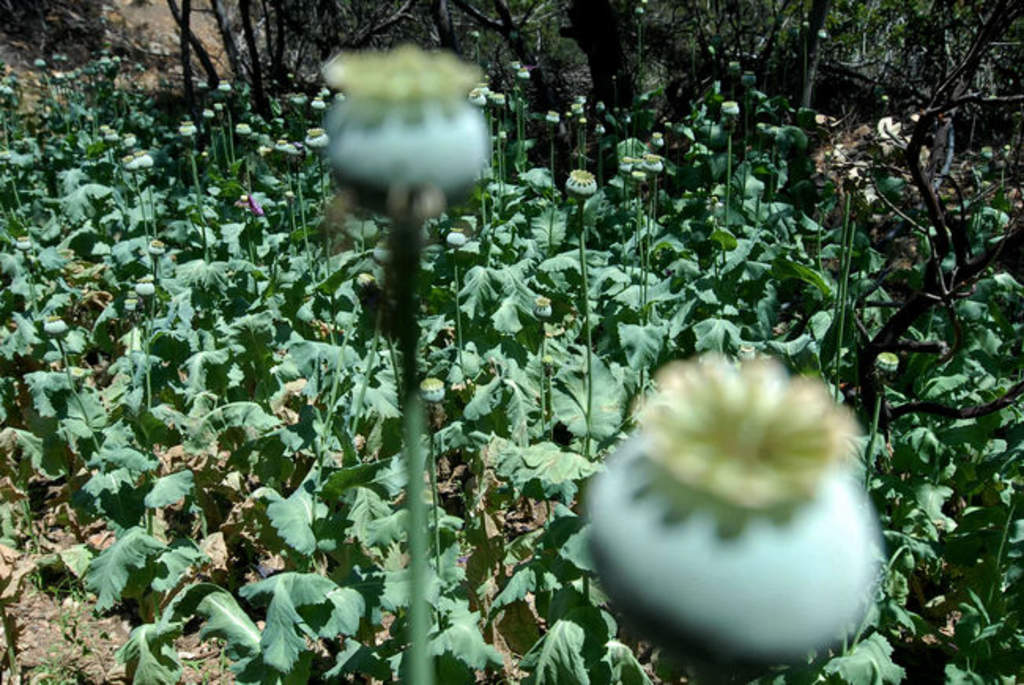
[889,379,1024,422]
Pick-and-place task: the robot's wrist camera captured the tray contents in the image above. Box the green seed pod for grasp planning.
[135,276,155,297]
[372,242,391,264]
[148,240,166,257]
[304,128,329,149]
[533,296,552,320]
[446,228,468,248]
[588,356,881,665]
[468,88,487,107]
[179,120,197,138]
[123,151,154,172]
[323,46,489,215]
[14,236,31,252]
[641,154,663,175]
[875,352,899,377]
[420,377,445,404]
[565,169,597,198]
[43,316,68,338]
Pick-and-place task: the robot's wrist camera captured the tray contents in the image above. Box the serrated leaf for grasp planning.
[522,618,590,684]
[693,317,741,354]
[551,356,625,444]
[239,572,341,673]
[772,257,832,297]
[152,539,206,593]
[145,470,194,508]
[262,481,318,555]
[492,438,601,502]
[601,640,651,685]
[116,622,182,685]
[617,323,665,370]
[173,584,261,661]
[822,633,905,684]
[431,597,503,670]
[87,527,165,612]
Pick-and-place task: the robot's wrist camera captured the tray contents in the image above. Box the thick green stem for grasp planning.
[388,216,433,685]
[453,259,465,379]
[833,194,854,400]
[187,148,207,260]
[428,432,441,573]
[577,201,593,459]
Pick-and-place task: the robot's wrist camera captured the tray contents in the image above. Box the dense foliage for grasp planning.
[1,11,1023,683]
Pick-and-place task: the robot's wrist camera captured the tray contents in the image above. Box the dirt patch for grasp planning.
[1,583,233,684]
[1,0,228,90]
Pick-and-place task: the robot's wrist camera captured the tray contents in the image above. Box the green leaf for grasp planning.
[600,640,651,685]
[617,323,665,371]
[710,228,738,251]
[772,258,832,297]
[459,265,499,319]
[822,633,905,684]
[87,527,166,612]
[430,597,502,671]
[115,622,182,685]
[261,481,318,556]
[173,584,261,661]
[239,572,342,674]
[551,356,625,444]
[492,439,601,502]
[531,206,568,249]
[492,295,523,334]
[144,470,194,509]
[693,317,742,354]
[152,539,206,593]
[522,618,590,685]
[321,459,396,502]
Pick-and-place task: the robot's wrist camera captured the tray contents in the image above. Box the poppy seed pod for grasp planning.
[14,236,31,251]
[123,151,153,172]
[875,352,899,377]
[588,356,881,666]
[135,277,156,297]
[304,128,329,149]
[565,169,597,198]
[641,154,664,175]
[446,228,468,248]
[468,88,487,107]
[533,296,552,320]
[43,317,68,338]
[147,240,166,257]
[419,377,445,404]
[323,45,489,215]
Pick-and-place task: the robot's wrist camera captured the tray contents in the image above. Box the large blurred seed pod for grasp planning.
[588,356,882,667]
[322,45,490,217]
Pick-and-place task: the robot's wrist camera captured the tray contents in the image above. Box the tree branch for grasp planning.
[167,0,220,89]
[889,379,1024,422]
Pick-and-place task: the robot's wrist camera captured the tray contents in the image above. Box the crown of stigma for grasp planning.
[323,45,481,104]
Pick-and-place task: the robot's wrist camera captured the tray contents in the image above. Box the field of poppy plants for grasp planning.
[0,32,1023,685]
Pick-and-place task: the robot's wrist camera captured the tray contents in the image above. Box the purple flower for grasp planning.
[247,195,264,216]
